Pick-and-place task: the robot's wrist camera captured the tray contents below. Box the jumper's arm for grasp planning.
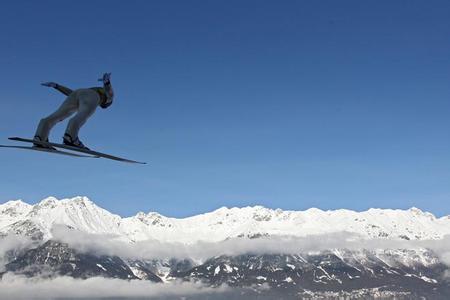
[41,82,73,96]
[54,84,73,96]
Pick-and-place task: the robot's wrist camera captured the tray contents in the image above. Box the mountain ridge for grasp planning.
[1,196,450,244]
[2,196,447,219]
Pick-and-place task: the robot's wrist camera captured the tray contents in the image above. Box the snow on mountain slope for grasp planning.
[1,196,450,244]
[120,205,450,243]
[1,196,122,239]
[0,200,32,230]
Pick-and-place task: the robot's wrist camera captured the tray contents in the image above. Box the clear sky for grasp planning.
[1,1,450,217]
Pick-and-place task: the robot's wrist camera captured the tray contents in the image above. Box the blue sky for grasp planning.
[1,1,450,217]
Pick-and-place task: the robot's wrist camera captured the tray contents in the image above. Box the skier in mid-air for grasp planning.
[2,72,144,163]
[33,73,114,150]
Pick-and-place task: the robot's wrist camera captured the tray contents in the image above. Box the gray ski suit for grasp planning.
[34,83,113,143]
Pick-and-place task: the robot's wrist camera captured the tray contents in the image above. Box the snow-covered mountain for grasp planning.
[0,197,122,241]
[0,200,32,229]
[1,196,449,243]
[1,196,450,298]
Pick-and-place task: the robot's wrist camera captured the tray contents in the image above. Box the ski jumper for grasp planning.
[34,83,113,144]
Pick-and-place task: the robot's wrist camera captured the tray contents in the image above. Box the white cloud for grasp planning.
[0,235,33,272]
[48,225,450,265]
[0,273,229,299]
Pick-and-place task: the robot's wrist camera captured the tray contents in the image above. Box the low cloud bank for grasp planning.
[2,226,450,266]
[0,273,229,299]
[47,226,450,265]
[0,235,33,272]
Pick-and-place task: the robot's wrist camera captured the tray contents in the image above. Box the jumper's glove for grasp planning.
[98,73,112,85]
[41,82,58,88]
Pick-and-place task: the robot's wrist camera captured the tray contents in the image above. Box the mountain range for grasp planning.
[1,196,449,299]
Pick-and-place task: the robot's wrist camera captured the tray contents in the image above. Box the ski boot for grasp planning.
[33,136,56,150]
[63,134,90,150]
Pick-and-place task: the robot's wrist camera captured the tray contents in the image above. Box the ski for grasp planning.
[0,145,96,158]
[8,137,146,164]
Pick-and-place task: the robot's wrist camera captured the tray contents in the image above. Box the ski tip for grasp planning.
[128,161,147,165]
